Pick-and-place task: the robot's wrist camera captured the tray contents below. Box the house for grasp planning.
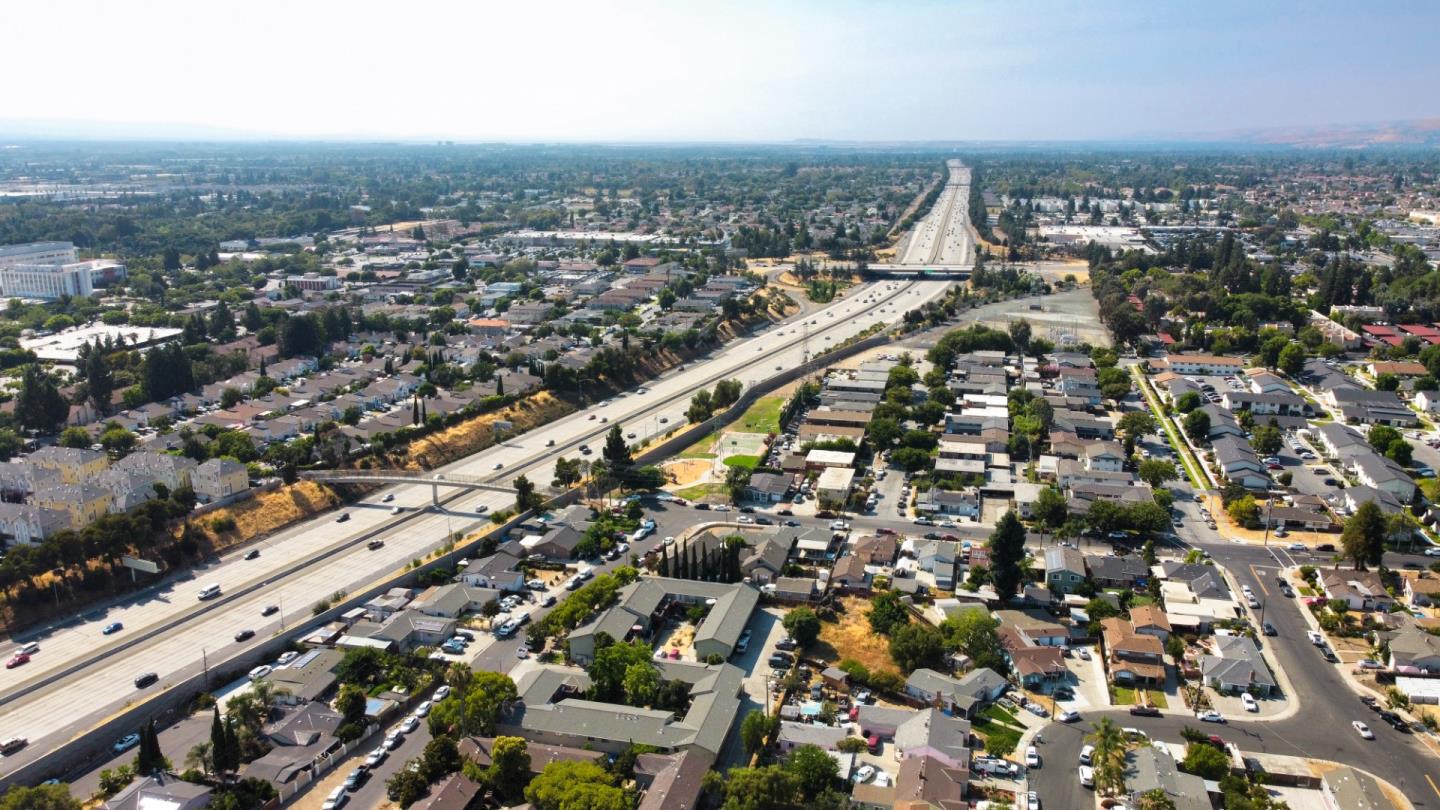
[27,445,108,484]
[353,610,457,652]
[1124,746,1212,810]
[103,774,213,810]
[1100,617,1166,686]
[1315,422,1369,460]
[903,667,1006,718]
[775,721,849,753]
[31,481,112,529]
[854,534,898,566]
[1416,389,1440,414]
[893,708,973,768]
[815,466,856,503]
[113,451,198,491]
[994,610,1069,646]
[1043,546,1086,594]
[410,583,501,618]
[1009,645,1067,687]
[1321,765,1404,810]
[1164,354,1245,375]
[1083,442,1126,472]
[193,458,249,503]
[1320,569,1394,612]
[772,576,819,602]
[0,502,69,545]
[1085,554,1149,589]
[1212,436,1268,490]
[460,551,527,592]
[1405,575,1440,608]
[1385,624,1440,673]
[267,648,346,704]
[915,539,959,590]
[924,487,980,518]
[242,702,347,788]
[740,535,793,585]
[1129,605,1171,643]
[1221,390,1308,416]
[522,525,587,560]
[1199,634,1276,695]
[831,554,871,593]
[1352,453,1417,502]
[411,773,483,810]
[743,472,789,504]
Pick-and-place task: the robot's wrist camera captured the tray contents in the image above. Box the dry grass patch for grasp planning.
[192,481,340,549]
[814,596,901,678]
[404,391,575,470]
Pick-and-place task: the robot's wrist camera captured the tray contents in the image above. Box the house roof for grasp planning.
[1199,635,1275,689]
[1129,605,1171,633]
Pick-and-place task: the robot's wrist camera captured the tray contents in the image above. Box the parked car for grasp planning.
[1128,705,1160,717]
[1196,709,1226,723]
[113,733,141,754]
[1058,710,1081,723]
[248,665,272,681]
[1025,745,1040,768]
[1242,694,1259,712]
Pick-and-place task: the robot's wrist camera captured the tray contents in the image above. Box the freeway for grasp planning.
[0,275,955,778]
[898,159,973,267]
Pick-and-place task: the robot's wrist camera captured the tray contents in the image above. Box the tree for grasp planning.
[525,760,627,810]
[1342,499,1387,570]
[210,707,238,774]
[1175,391,1201,413]
[487,736,530,800]
[514,475,543,513]
[1181,743,1230,780]
[741,709,769,758]
[990,510,1027,598]
[1086,717,1129,796]
[687,390,714,423]
[623,661,660,707]
[1183,410,1210,443]
[1278,342,1307,376]
[1032,486,1068,529]
[712,379,744,409]
[336,683,366,725]
[868,417,901,450]
[421,735,462,781]
[890,446,932,472]
[135,720,166,775]
[58,426,90,448]
[784,744,838,796]
[720,765,801,810]
[889,622,946,672]
[185,741,214,775]
[81,346,115,416]
[782,607,821,648]
[1226,494,1259,527]
[386,768,429,808]
[15,365,69,434]
[1135,788,1179,810]
[867,590,909,635]
[1137,459,1178,489]
[1251,425,1283,457]
[0,784,82,810]
[428,670,517,737]
[941,610,1008,673]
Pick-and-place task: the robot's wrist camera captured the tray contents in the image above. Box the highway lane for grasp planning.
[898,159,972,267]
[0,277,956,773]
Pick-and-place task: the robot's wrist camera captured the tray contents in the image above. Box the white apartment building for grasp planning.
[0,241,78,269]
[0,262,95,300]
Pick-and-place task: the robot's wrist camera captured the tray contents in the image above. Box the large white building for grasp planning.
[0,241,78,269]
[0,262,96,299]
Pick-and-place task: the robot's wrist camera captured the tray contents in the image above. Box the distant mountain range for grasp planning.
[1185,119,1440,149]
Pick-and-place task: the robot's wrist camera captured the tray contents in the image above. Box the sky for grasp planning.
[4,0,1438,143]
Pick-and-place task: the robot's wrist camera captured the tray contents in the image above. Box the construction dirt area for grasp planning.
[813,596,900,678]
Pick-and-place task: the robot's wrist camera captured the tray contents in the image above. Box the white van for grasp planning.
[1079,744,1095,766]
[197,584,222,601]
[18,642,39,656]
[321,785,348,809]
[1079,764,1095,788]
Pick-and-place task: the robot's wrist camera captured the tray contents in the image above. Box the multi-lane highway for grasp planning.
[897,159,973,266]
[0,276,954,776]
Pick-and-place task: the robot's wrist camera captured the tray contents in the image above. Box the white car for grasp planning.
[276,651,299,666]
[1287,543,1306,552]
[1353,720,1374,739]
[365,748,387,768]
[248,665,272,681]
[1075,647,1091,661]
[1196,709,1226,723]
[415,700,432,717]
[1078,764,1095,788]
[1058,710,1081,723]
[852,764,875,783]
[1025,745,1039,768]
[1027,790,1040,810]
[736,515,755,524]
[1426,547,1440,557]
[1307,630,1326,646]
[712,505,730,512]
[400,715,420,734]
[1242,694,1258,712]
[434,685,451,701]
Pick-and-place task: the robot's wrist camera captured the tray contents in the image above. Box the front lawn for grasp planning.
[675,483,724,502]
[723,454,761,470]
[1111,686,1138,705]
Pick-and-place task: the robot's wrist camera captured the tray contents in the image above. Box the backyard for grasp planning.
[814,596,901,678]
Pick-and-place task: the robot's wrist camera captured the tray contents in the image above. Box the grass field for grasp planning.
[679,431,719,459]
[676,483,724,502]
[737,395,786,434]
[723,455,760,470]
[974,706,1025,756]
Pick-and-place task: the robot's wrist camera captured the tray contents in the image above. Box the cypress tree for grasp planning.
[688,544,698,582]
[659,544,669,577]
[412,397,420,425]
[210,708,227,772]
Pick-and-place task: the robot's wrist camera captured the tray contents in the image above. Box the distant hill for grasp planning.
[1196,119,1440,149]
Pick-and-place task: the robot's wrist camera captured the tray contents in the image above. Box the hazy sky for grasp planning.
[5,0,1437,142]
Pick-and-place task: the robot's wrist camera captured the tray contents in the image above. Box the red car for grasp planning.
[5,654,29,669]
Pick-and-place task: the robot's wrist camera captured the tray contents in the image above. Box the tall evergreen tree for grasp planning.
[15,365,69,434]
[989,510,1028,598]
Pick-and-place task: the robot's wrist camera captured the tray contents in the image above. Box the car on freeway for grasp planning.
[1353,720,1375,739]
[335,512,350,523]
[1196,709,1226,723]
[103,622,124,635]
[113,733,141,754]
[134,672,159,689]
[261,605,279,617]
[382,493,394,503]
[367,540,385,550]
[4,654,29,669]
[0,737,27,756]
[243,549,261,560]
[234,629,255,642]
[390,506,402,515]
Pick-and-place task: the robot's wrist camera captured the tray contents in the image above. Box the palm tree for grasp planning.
[185,742,213,775]
[1086,716,1130,796]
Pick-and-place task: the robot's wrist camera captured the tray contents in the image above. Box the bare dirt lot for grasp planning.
[814,596,900,677]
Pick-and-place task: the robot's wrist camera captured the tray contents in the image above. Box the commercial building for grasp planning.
[0,241,77,269]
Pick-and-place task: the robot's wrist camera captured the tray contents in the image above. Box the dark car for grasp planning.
[1317,544,1336,552]
[367,539,385,550]
[344,766,369,791]
[134,672,159,689]
[739,506,756,514]
[775,637,798,651]
[243,549,261,560]
[335,512,350,523]
[694,503,711,511]
[768,654,791,669]
[777,509,794,516]
[756,517,773,525]
[1263,622,1277,636]
[784,520,800,527]
[262,605,279,617]
[234,629,255,642]
[1129,705,1161,717]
